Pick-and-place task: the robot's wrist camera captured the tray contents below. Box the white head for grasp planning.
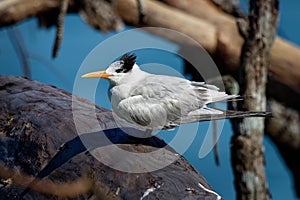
[82,53,138,85]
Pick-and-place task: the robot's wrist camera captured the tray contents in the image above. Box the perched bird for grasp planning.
[82,53,269,132]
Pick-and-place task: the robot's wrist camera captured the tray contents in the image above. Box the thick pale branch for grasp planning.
[162,0,244,69]
[114,0,218,53]
[0,0,63,26]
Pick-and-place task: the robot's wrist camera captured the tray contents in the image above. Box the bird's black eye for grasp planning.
[115,68,123,73]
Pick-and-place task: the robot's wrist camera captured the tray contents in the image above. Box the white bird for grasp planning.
[82,53,269,131]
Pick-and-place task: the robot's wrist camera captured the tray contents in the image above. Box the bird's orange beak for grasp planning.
[81,70,113,79]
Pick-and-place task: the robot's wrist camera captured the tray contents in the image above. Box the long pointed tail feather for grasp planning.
[168,108,272,129]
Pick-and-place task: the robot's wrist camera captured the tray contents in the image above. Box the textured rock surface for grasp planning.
[0,76,222,200]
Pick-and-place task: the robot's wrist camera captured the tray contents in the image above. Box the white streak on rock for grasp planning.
[198,182,222,200]
[140,185,161,200]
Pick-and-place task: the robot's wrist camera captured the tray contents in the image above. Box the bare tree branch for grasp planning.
[0,0,63,26]
[266,99,300,197]
[210,0,240,16]
[230,0,279,199]
[78,0,124,32]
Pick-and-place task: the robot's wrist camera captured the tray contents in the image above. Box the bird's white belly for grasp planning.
[110,88,127,118]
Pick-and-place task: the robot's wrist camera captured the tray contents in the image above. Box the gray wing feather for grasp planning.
[115,75,241,129]
[117,77,199,128]
[117,95,170,128]
[190,81,219,90]
[191,81,238,104]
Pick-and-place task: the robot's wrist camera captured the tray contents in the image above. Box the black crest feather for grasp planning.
[118,53,136,73]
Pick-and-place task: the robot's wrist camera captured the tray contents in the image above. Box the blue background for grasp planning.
[0,1,299,199]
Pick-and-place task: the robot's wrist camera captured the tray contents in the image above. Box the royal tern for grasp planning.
[82,53,269,131]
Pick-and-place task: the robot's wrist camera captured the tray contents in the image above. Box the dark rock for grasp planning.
[0,76,223,200]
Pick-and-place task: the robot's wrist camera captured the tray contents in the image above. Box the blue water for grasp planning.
[1,2,299,199]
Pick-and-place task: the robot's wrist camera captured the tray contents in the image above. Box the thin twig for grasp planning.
[29,53,72,89]
[52,0,69,58]
[136,0,146,24]
[7,26,31,78]
[212,103,220,166]
[213,120,220,166]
